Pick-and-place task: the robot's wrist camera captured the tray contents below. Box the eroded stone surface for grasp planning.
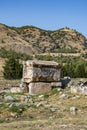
[29,82,51,95]
[22,60,61,94]
[22,60,61,83]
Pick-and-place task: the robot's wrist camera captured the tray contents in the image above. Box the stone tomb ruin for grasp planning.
[22,60,61,95]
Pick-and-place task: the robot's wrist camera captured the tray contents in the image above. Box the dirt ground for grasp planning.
[0,90,87,130]
[0,79,87,130]
[0,119,87,130]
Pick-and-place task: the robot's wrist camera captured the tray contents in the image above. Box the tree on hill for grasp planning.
[3,55,23,80]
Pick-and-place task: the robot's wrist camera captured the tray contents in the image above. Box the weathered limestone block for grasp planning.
[71,87,78,94]
[29,82,51,95]
[22,60,61,83]
[22,60,61,94]
[71,86,87,96]
[51,82,62,88]
[10,87,23,93]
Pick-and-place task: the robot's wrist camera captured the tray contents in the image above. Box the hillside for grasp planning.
[0,24,87,55]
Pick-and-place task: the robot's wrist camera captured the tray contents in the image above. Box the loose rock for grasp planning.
[70,107,77,115]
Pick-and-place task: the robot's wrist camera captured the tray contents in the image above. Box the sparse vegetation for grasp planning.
[0,48,32,60]
[51,47,77,53]
[51,88,59,95]
[35,54,54,61]
[1,24,87,54]
[0,103,8,110]
[9,105,26,114]
[0,83,87,129]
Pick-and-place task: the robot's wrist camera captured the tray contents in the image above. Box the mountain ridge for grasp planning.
[0,23,87,55]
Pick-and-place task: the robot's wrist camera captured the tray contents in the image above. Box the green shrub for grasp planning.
[43,93,49,98]
[61,61,87,78]
[0,48,32,60]
[35,54,54,61]
[3,55,23,79]
[51,88,59,95]
[9,105,25,114]
[51,48,77,53]
[0,103,8,110]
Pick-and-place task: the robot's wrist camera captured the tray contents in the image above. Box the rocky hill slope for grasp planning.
[0,23,87,55]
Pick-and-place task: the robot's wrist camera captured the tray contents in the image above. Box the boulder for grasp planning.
[59,93,69,99]
[70,107,77,115]
[51,82,62,88]
[10,87,23,93]
[71,81,87,96]
[4,96,15,102]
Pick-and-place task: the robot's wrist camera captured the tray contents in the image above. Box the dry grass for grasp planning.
[0,58,5,79]
[0,79,21,90]
[0,86,87,130]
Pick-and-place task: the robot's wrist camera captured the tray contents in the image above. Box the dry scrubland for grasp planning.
[0,24,87,55]
[0,24,87,129]
[0,79,87,130]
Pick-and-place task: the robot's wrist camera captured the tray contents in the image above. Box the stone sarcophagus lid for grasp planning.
[22,60,61,95]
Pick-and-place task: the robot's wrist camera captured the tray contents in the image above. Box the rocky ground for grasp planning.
[0,79,87,130]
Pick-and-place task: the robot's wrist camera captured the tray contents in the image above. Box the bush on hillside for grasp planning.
[61,61,87,78]
[3,55,23,80]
